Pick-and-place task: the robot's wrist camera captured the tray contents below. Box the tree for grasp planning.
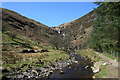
[90,2,119,57]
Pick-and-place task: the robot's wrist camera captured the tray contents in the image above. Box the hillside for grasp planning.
[54,11,95,49]
[1,8,59,51]
[1,8,95,52]
[1,3,119,79]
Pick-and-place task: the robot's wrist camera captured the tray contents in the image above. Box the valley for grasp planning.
[0,4,119,80]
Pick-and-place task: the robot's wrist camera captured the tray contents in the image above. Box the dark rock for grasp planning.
[49,71,53,74]
[20,50,29,53]
[2,69,10,73]
[29,50,37,53]
[40,49,49,53]
[60,71,64,74]
[20,49,37,53]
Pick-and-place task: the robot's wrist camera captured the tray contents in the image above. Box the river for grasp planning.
[43,53,94,79]
[2,53,94,79]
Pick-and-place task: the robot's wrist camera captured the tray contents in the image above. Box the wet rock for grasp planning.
[49,71,53,74]
[85,65,89,69]
[60,71,64,74]
[69,66,71,69]
[74,61,78,63]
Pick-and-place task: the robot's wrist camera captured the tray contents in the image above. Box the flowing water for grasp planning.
[2,53,94,79]
[45,53,94,79]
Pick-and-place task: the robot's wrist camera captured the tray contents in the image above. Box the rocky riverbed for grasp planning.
[2,52,94,79]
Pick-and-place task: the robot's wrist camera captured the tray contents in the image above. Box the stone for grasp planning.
[20,49,37,53]
[20,50,29,53]
[29,50,37,53]
[85,65,89,69]
[60,71,64,74]
[40,49,49,53]
[49,71,53,74]
[92,67,100,73]
[102,62,107,66]
[2,69,10,73]
[74,61,78,63]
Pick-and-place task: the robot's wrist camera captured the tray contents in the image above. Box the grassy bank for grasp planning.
[76,49,117,78]
[76,49,103,62]
[2,48,69,73]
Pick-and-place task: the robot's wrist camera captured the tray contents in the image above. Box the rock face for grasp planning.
[54,11,95,49]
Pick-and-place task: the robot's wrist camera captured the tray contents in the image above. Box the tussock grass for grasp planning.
[2,49,69,71]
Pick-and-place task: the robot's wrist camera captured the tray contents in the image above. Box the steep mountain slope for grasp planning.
[54,11,95,49]
[1,8,58,51]
[1,8,95,52]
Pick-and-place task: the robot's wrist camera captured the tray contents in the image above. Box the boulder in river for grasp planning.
[49,71,53,74]
[85,65,89,69]
[74,61,78,63]
[60,71,64,74]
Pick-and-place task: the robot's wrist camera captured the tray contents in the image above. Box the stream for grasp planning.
[43,53,94,79]
[2,53,94,79]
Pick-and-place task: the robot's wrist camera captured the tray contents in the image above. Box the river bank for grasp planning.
[2,51,94,79]
[76,49,118,78]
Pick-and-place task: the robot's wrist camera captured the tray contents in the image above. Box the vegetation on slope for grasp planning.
[89,2,120,57]
[1,8,59,51]
[54,11,94,50]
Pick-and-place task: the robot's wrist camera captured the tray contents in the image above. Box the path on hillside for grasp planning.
[95,52,118,78]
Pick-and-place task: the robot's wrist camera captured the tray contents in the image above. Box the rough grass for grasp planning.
[103,52,117,60]
[76,49,102,62]
[76,49,117,78]
[2,32,41,51]
[94,65,107,78]
[2,49,69,72]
